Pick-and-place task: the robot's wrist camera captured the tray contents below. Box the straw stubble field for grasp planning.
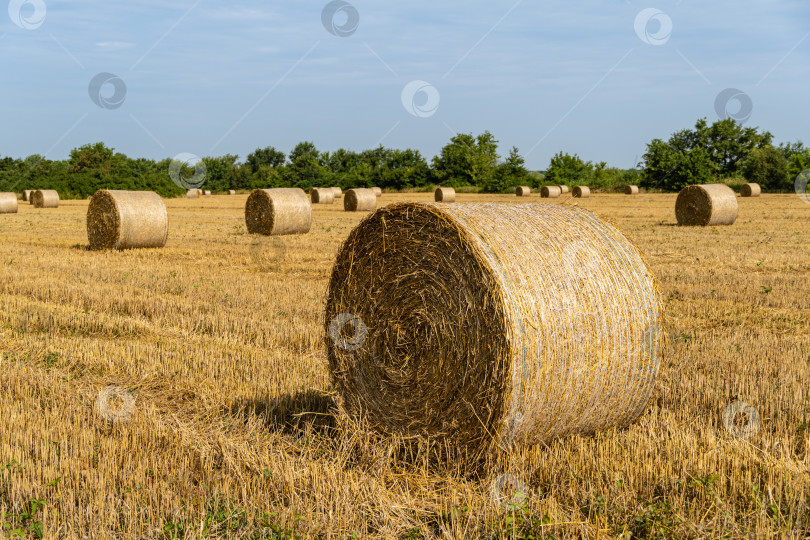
[0,193,807,538]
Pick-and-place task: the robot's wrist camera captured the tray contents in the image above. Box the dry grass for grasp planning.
[0,193,808,539]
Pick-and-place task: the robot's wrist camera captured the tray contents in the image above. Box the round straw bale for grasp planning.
[625,185,639,195]
[515,186,531,197]
[675,184,738,226]
[344,188,377,212]
[245,188,311,236]
[541,186,561,198]
[22,190,32,202]
[0,193,18,214]
[559,185,570,194]
[228,189,236,195]
[331,187,343,198]
[186,189,198,199]
[371,187,382,197]
[311,187,335,204]
[573,186,590,198]
[196,189,203,196]
[740,183,761,197]
[87,190,168,250]
[32,190,59,208]
[434,187,456,202]
[325,202,664,456]
[203,190,212,196]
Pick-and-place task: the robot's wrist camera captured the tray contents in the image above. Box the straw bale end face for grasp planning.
[675,184,738,226]
[87,190,168,250]
[325,202,665,458]
[245,188,311,235]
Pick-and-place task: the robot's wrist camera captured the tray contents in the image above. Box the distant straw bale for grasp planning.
[331,187,343,198]
[0,193,18,214]
[87,190,168,250]
[516,186,531,197]
[371,187,382,197]
[573,186,590,198]
[541,186,561,198]
[344,188,377,212]
[625,185,639,195]
[311,187,335,204]
[740,183,761,197]
[245,188,311,236]
[32,190,59,208]
[434,187,455,202]
[675,184,738,226]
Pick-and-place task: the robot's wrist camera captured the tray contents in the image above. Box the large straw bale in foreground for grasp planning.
[344,188,377,212]
[740,183,761,197]
[311,187,335,204]
[515,186,531,197]
[0,193,18,214]
[541,186,561,198]
[32,190,59,208]
[434,187,455,202]
[87,190,168,250]
[573,186,590,198]
[325,202,665,456]
[245,188,311,236]
[675,184,738,226]
[625,185,639,195]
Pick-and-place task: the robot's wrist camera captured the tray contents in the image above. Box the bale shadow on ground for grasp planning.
[229,389,338,439]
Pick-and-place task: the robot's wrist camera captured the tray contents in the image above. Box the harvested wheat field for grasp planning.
[0,192,808,538]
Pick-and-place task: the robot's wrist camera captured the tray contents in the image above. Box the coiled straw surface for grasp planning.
[245,188,311,236]
[625,185,639,195]
[325,202,664,457]
[0,193,18,214]
[573,186,590,198]
[32,190,59,208]
[515,186,531,197]
[87,190,168,250]
[344,189,377,212]
[740,183,761,197]
[675,184,738,226]
[541,186,561,198]
[434,187,455,202]
[311,187,335,204]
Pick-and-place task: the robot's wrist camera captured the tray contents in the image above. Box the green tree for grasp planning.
[246,147,285,172]
[432,131,500,187]
[544,152,593,186]
[742,146,789,191]
[640,141,713,191]
[484,146,530,192]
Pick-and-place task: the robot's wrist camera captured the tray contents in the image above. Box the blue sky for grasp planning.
[1,0,808,169]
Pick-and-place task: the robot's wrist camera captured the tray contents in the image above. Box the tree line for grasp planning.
[0,121,805,199]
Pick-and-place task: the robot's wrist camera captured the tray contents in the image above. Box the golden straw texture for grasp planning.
[22,190,32,202]
[32,190,59,208]
[371,187,382,197]
[559,185,570,194]
[344,188,377,212]
[330,187,343,198]
[245,188,311,236]
[87,190,168,250]
[325,202,665,457]
[516,186,531,197]
[0,193,18,214]
[434,187,456,202]
[311,187,335,204]
[675,184,738,226]
[573,186,590,198]
[740,183,761,197]
[625,185,639,195]
[541,186,561,198]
